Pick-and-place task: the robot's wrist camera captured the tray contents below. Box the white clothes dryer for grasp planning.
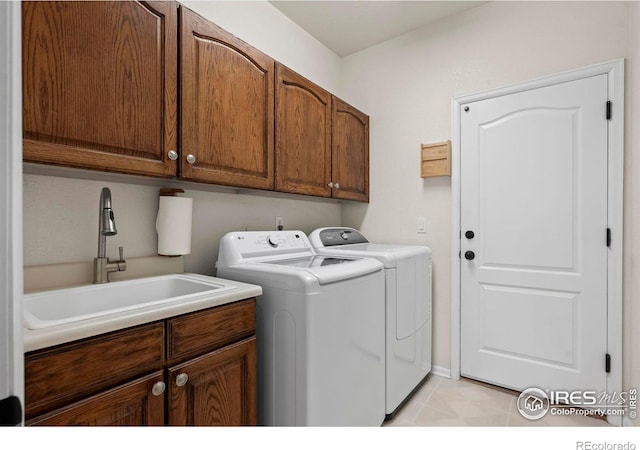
[216,230,385,426]
[309,227,432,417]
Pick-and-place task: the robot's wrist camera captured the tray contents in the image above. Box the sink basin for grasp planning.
[23,274,237,330]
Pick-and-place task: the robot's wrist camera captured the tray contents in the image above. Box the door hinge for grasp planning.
[606,101,612,120]
[605,354,611,373]
[606,228,611,247]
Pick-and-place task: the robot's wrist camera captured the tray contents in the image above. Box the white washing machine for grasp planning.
[216,230,386,426]
[309,227,432,417]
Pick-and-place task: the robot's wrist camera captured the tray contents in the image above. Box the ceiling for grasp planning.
[270,1,485,57]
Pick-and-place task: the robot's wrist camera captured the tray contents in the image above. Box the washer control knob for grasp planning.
[267,236,278,248]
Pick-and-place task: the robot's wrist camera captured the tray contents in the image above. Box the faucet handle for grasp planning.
[118,246,125,261]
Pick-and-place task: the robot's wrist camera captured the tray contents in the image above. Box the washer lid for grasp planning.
[259,255,382,285]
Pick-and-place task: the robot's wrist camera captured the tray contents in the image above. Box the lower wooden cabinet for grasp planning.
[25,299,257,426]
[168,337,257,426]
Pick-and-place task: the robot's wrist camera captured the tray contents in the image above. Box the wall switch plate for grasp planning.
[417,217,427,234]
[275,216,284,230]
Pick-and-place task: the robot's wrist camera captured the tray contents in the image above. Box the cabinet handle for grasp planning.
[151,381,166,396]
[175,373,189,387]
[167,150,178,161]
[186,154,196,164]
[334,183,340,189]
[328,182,334,188]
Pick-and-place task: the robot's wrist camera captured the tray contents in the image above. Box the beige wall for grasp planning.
[22,1,343,275]
[340,0,632,385]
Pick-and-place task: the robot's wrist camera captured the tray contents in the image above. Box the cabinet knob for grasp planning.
[328,182,334,188]
[186,154,196,164]
[334,183,340,189]
[151,381,166,396]
[167,150,178,161]
[175,373,189,387]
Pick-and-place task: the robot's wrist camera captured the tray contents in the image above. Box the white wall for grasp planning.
[340,1,631,375]
[23,1,343,275]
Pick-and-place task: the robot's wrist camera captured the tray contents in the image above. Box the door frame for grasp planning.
[0,0,24,425]
[450,59,624,425]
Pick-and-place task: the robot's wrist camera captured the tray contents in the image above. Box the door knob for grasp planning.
[465,230,475,239]
[464,251,475,260]
[167,150,178,161]
[186,154,196,164]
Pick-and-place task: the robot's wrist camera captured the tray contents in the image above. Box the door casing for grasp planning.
[0,0,24,425]
[450,59,624,426]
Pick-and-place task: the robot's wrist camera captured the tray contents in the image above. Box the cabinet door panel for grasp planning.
[331,97,369,202]
[180,7,274,189]
[275,64,331,197]
[22,1,178,177]
[27,372,165,426]
[168,337,257,426]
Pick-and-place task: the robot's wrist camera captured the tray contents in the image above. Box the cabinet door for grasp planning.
[331,97,370,202]
[275,64,331,197]
[180,7,274,190]
[27,372,165,426]
[168,337,256,426]
[22,1,178,177]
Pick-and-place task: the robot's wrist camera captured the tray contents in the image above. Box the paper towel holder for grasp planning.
[159,188,185,197]
[157,188,192,258]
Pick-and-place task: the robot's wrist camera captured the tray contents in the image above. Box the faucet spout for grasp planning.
[94,187,126,283]
[98,187,117,258]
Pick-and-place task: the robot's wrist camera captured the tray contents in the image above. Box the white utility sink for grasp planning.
[23,274,237,330]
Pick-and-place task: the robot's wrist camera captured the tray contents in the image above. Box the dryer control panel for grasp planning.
[316,228,369,247]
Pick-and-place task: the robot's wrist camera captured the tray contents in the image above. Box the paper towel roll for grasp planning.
[156,196,193,256]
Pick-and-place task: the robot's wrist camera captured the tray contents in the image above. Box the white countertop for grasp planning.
[23,274,262,353]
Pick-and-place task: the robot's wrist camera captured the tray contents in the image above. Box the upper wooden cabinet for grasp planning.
[180,7,275,190]
[275,63,332,197]
[22,2,369,201]
[22,1,178,177]
[275,64,370,202]
[331,97,370,202]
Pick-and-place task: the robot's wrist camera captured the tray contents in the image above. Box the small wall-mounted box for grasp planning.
[421,140,451,178]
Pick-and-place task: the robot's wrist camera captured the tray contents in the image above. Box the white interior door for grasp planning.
[460,74,609,395]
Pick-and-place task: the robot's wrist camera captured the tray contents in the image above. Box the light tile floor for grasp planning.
[384,375,610,427]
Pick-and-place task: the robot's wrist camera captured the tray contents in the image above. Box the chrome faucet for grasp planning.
[93,187,126,283]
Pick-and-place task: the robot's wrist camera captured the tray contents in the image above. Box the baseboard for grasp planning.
[430,365,451,379]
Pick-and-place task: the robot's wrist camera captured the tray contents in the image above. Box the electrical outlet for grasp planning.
[275,216,284,230]
[417,217,427,234]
